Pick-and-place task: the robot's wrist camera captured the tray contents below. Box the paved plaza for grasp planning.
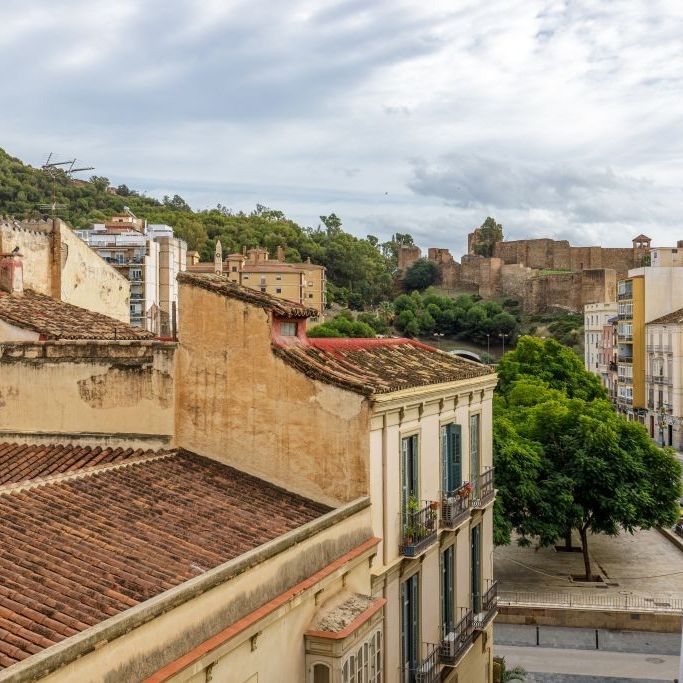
[494,528,683,599]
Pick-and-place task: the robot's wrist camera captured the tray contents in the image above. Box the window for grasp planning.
[341,630,382,683]
[441,423,462,494]
[276,275,282,280]
[276,288,282,294]
[471,524,482,613]
[313,664,330,683]
[231,266,237,272]
[260,287,267,293]
[280,322,298,336]
[309,293,314,298]
[469,414,480,489]
[401,435,419,510]
[442,546,455,633]
[401,574,419,678]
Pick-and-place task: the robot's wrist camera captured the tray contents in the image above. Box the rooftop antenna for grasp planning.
[39,153,95,219]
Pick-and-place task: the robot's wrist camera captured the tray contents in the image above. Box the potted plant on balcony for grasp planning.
[459,482,473,498]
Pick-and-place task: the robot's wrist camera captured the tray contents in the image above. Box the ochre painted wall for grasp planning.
[175,283,370,505]
[60,223,130,322]
[0,341,175,446]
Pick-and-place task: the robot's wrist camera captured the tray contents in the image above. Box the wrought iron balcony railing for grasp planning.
[439,609,474,666]
[441,483,472,528]
[472,468,495,508]
[401,644,441,683]
[473,580,498,630]
[399,501,438,558]
[647,344,673,353]
[646,375,673,386]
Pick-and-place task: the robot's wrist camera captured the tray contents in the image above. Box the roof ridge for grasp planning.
[0,451,176,495]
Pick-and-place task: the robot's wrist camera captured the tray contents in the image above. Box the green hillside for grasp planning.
[0,148,412,307]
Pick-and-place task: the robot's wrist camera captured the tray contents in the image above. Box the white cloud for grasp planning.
[2,0,683,255]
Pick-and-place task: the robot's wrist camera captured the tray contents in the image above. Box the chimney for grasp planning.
[0,250,24,295]
[276,245,284,261]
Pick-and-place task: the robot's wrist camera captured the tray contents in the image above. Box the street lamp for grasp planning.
[499,333,508,356]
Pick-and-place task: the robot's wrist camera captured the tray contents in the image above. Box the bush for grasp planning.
[307,314,376,338]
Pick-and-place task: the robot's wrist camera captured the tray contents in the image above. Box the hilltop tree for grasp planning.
[403,258,439,291]
[494,338,682,580]
[473,216,503,257]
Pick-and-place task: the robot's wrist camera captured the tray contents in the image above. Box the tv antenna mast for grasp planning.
[39,153,95,219]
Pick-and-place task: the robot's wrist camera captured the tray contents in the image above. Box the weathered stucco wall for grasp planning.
[175,284,370,505]
[0,221,51,294]
[0,341,175,447]
[0,219,129,321]
[60,224,130,322]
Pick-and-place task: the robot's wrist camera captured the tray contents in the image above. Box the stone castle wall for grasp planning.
[400,232,643,313]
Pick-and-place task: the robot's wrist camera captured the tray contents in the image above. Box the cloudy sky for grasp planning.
[2,0,683,254]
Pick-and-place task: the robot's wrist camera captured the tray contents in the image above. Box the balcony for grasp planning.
[399,501,438,558]
[617,333,633,342]
[617,290,632,301]
[472,468,495,509]
[439,609,474,667]
[617,396,633,406]
[441,483,472,528]
[646,375,673,386]
[618,375,633,385]
[401,644,440,683]
[473,581,498,630]
[647,344,672,354]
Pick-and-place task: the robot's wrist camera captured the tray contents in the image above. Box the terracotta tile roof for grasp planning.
[0,449,329,669]
[274,337,494,396]
[648,308,683,325]
[186,262,219,273]
[0,291,153,340]
[0,443,162,486]
[178,272,317,318]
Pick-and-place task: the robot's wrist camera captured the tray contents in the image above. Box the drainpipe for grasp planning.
[382,413,389,567]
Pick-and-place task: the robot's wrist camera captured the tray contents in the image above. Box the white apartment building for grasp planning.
[645,309,683,448]
[584,302,618,388]
[77,213,187,334]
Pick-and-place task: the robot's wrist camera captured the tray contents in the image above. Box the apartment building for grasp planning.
[614,262,683,421]
[645,309,683,447]
[583,302,618,389]
[188,245,327,322]
[77,213,187,334]
[175,273,498,682]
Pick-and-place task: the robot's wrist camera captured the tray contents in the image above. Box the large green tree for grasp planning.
[403,258,439,291]
[494,337,682,579]
[473,216,503,257]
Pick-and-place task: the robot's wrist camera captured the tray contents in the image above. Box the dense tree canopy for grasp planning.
[494,337,682,578]
[0,148,405,308]
[393,290,518,342]
[403,258,439,291]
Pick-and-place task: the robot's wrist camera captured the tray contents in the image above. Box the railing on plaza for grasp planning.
[472,468,495,508]
[399,502,438,558]
[401,644,441,683]
[473,581,498,629]
[439,609,474,666]
[441,483,472,528]
[498,591,683,614]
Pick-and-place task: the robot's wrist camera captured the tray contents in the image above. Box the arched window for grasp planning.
[313,663,330,683]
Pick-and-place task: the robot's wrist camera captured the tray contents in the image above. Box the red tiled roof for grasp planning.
[0,291,153,340]
[274,337,494,396]
[178,272,317,318]
[0,443,161,486]
[648,308,683,325]
[0,450,329,669]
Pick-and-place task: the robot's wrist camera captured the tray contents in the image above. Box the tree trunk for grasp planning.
[579,526,592,580]
[564,528,573,550]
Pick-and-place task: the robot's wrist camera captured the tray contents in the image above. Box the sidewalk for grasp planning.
[497,644,678,681]
[494,528,683,600]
